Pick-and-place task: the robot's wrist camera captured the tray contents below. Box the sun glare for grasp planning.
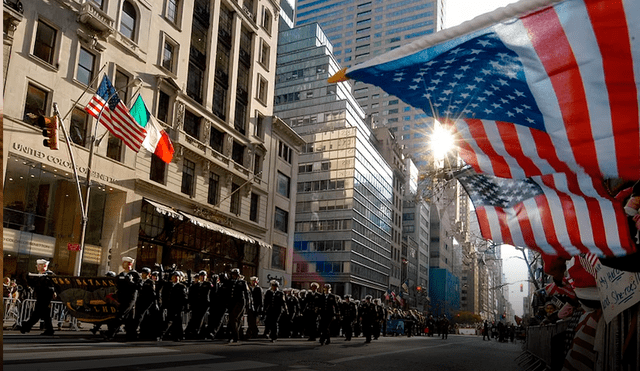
[431,122,454,160]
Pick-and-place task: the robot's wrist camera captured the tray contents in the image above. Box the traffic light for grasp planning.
[416,286,422,292]
[520,283,523,292]
[39,115,59,150]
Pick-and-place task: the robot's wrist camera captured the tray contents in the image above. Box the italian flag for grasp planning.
[129,95,174,163]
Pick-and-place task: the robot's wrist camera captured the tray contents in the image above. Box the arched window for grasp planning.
[120,1,137,40]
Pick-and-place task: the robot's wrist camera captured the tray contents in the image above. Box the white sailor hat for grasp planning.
[122,257,135,263]
[36,259,50,265]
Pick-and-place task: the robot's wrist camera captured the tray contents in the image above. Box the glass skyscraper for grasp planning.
[295,0,446,169]
[275,23,394,299]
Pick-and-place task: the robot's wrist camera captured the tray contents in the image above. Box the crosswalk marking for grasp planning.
[4,353,222,371]
[4,346,178,361]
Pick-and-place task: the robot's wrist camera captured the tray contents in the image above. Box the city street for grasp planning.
[3,331,523,371]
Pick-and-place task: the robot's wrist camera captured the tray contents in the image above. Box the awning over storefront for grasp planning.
[178,211,271,249]
[144,199,184,220]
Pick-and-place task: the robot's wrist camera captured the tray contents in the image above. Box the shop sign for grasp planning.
[3,229,55,257]
[67,243,81,251]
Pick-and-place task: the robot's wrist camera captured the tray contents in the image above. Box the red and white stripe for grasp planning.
[454,0,640,182]
[85,95,146,152]
[562,309,603,371]
[475,171,634,258]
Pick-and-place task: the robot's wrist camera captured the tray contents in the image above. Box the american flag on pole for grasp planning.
[457,167,634,258]
[85,75,146,152]
[332,0,640,182]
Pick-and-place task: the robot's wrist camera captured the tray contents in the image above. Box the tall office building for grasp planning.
[275,23,394,299]
[295,0,446,168]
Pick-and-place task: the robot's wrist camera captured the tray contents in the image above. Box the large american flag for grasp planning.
[334,0,640,258]
[457,167,634,258]
[343,0,640,182]
[85,75,146,152]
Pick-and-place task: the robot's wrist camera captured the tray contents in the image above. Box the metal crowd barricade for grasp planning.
[520,302,640,371]
[3,297,22,328]
[4,298,79,331]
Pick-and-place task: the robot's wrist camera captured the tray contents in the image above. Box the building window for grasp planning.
[106,133,123,162]
[166,0,180,24]
[120,1,137,40]
[232,141,245,166]
[262,7,272,34]
[114,69,131,105]
[278,141,292,164]
[210,126,224,153]
[249,192,259,222]
[162,38,178,73]
[295,262,309,273]
[181,158,195,196]
[183,110,200,139]
[257,75,268,104]
[274,207,288,233]
[77,47,95,86]
[208,172,220,205]
[187,61,204,103]
[271,245,286,270]
[230,183,241,215]
[90,0,104,9]
[69,107,88,147]
[149,154,167,184]
[23,83,48,126]
[276,172,290,198]
[259,39,270,69]
[255,112,265,139]
[212,84,227,120]
[33,20,57,65]
[234,99,247,134]
[253,153,262,177]
[157,91,170,123]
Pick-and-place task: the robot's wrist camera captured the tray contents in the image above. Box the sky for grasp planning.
[444,0,529,317]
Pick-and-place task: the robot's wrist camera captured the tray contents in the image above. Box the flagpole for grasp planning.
[73,76,143,276]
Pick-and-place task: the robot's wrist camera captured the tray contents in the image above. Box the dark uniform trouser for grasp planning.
[139,305,162,339]
[132,299,154,336]
[265,312,280,340]
[205,305,226,338]
[373,320,382,339]
[227,303,245,341]
[186,305,208,337]
[107,297,136,338]
[304,311,318,339]
[247,309,260,338]
[279,313,292,337]
[342,318,354,340]
[404,320,413,337]
[165,308,183,340]
[319,315,332,343]
[362,320,374,342]
[22,299,54,333]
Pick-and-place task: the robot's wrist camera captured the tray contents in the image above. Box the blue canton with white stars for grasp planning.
[97,76,123,111]
[356,33,546,132]
[456,168,543,209]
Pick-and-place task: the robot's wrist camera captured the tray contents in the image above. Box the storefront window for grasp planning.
[4,155,57,236]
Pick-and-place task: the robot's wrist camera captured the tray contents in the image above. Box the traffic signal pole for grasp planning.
[52,103,88,276]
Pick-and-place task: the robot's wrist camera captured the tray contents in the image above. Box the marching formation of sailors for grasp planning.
[17,256,438,343]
